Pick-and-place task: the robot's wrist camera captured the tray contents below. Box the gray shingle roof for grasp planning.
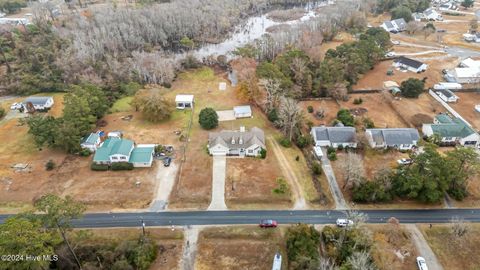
[23,96,52,106]
[394,56,424,69]
[312,126,356,144]
[437,89,455,98]
[208,127,265,150]
[368,128,420,146]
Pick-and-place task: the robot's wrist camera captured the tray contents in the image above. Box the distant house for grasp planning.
[381,18,407,33]
[447,67,480,84]
[208,127,265,157]
[422,114,480,147]
[310,126,357,149]
[463,33,480,43]
[80,133,102,152]
[233,105,252,118]
[93,137,154,167]
[435,89,459,103]
[393,56,428,73]
[175,94,194,109]
[366,128,420,150]
[423,8,443,21]
[22,96,54,111]
[412,12,425,22]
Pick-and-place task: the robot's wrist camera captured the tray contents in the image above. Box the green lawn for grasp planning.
[110,96,134,113]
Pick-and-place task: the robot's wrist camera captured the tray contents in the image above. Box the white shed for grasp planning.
[233,105,252,118]
[175,94,194,109]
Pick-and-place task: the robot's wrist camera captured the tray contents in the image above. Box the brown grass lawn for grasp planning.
[419,224,480,270]
[169,68,324,209]
[369,224,419,270]
[69,228,183,270]
[450,92,480,131]
[196,226,287,270]
[391,94,445,128]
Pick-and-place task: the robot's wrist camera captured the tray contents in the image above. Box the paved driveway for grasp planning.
[320,148,348,210]
[208,156,227,210]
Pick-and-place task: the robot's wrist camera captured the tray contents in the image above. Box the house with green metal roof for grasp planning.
[92,138,154,167]
[422,114,479,147]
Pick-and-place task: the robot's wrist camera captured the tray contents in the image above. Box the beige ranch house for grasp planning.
[208,127,265,157]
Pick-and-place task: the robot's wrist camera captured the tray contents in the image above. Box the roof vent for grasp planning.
[231,136,235,144]
[240,126,246,132]
[239,136,243,144]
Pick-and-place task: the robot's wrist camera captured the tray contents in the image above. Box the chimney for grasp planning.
[231,136,235,144]
[240,126,245,132]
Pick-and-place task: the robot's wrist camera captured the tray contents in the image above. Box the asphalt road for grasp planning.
[1,209,479,228]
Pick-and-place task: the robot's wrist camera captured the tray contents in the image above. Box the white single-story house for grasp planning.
[436,89,459,103]
[422,114,480,147]
[310,126,357,149]
[460,58,480,69]
[381,18,407,33]
[393,56,428,73]
[80,132,102,152]
[208,126,265,157]
[233,105,252,118]
[175,94,194,109]
[448,67,480,84]
[424,8,443,21]
[93,137,154,167]
[22,96,54,111]
[366,128,420,151]
[433,82,462,90]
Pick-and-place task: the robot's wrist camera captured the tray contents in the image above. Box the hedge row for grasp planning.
[91,162,134,171]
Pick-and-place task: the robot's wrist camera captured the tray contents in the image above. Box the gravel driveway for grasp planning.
[208,156,227,210]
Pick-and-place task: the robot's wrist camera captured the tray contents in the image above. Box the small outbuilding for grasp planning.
[233,105,252,118]
[80,132,102,152]
[436,89,459,103]
[175,94,194,109]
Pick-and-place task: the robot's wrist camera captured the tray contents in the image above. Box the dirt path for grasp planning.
[149,161,179,211]
[320,148,348,210]
[268,137,307,210]
[181,226,199,270]
[406,224,444,270]
[207,156,227,210]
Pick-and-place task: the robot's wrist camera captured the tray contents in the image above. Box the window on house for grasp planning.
[248,150,253,154]
[112,157,118,160]
[120,157,126,160]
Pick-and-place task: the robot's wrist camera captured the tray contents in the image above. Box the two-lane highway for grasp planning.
[1,209,479,228]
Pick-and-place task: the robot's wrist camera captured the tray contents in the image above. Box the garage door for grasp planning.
[211,150,227,156]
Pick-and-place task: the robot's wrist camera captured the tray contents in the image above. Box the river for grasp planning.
[192,0,334,58]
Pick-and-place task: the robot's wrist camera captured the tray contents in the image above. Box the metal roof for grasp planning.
[394,56,424,69]
[233,105,252,114]
[129,147,154,163]
[93,138,134,162]
[175,94,194,103]
[312,126,356,144]
[367,128,419,146]
[23,96,52,105]
[81,133,99,145]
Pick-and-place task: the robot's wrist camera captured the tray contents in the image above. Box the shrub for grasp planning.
[352,181,393,203]
[307,105,314,113]
[0,107,5,119]
[267,108,279,122]
[353,98,363,105]
[45,160,55,171]
[327,147,336,155]
[400,78,425,98]
[337,144,344,151]
[295,155,300,161]
[327,151,337,161]
[295,135,309,148]
[272,177,290,195]
[336,108,355,126]
[279,138,292,148]
[260,148,267,159]
[111,162,134,171]
[198,107,218,130]
[162,82,172,88]
[91,163,109,171]
[79,149,91,157]
[312,163,322,175]
[363,117,375,129]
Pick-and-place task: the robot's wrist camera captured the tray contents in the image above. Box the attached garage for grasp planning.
[209,144,229,156]
[129,147,154,167]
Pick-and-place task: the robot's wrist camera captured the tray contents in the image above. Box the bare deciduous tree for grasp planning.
[339,152,365,190]
[262,79,283,112]
[317,257,338,270]
[451,216,469,238]
[330,83,348,101]
[276,97,304,141]
[346,251,376,270]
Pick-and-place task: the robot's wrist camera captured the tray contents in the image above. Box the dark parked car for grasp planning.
[259,219,278,228]
[163,157,172,167]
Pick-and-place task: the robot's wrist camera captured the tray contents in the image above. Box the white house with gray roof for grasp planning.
[381,18,407,33]
[208,127,265,156]
[22,96,54,111]
[310,126,357,149]
[366,128,420,151]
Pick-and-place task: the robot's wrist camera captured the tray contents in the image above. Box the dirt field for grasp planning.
[449,92,480,131]
[369,224,419,270]
[69,228,184,270]
[391,94,445,128]
[196,226,286,270]
[419,224,480,270]
[300,93,410,129]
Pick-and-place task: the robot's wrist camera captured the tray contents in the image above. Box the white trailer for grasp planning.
[433,82,462,90]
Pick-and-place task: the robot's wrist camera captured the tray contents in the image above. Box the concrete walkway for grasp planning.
[149,162,179,211]
[208,156,227,210]
[407,224,444,270]
[268,137,307,209]
[181,226,199,270]
[320,148,348,210]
